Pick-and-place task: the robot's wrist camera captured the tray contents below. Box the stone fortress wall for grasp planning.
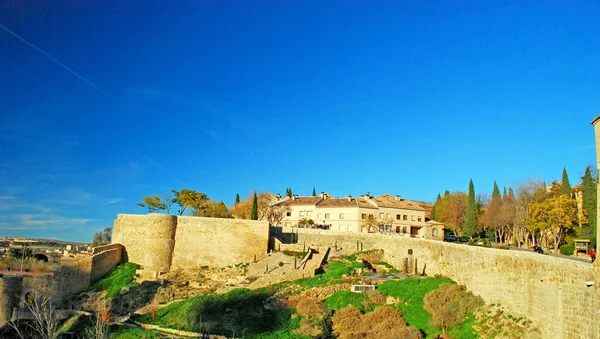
[282,228,600,339]
[112,214,269,275]
[0,243,123,326]
[110,215,600,338]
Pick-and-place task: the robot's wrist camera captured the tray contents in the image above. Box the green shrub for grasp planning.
[377,277,455,337]
[559,244,575,256]
[325,290,370,311]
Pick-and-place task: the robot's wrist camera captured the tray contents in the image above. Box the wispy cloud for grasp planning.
[0,212,94,230]
[0,23,132,112]
[107,198,123,204]
[0,195,16,200]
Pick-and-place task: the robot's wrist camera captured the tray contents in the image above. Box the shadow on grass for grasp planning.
[137,288,288,337]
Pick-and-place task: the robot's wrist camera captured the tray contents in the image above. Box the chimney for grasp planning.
[365,192,371,200]
[276,193,281,200]
[292,195,297,201]
[395,195,401,201]
[320,192,325,199]
[346,195,352,202]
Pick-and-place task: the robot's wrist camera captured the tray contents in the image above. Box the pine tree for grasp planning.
[312,187,316,196]
[562,167,572,197]
[251,192,258,220]
[581,166,597,245]
[465,179,477,238]
[235,193,240,204]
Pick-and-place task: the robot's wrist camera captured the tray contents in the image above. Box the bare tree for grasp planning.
[85,304,111,339]
[161,193,174,214]
[268,204,291,226]
[7,295,60,339]
[513,179,545,247]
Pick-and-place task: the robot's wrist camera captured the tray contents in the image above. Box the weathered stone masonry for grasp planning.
[112,214,269,275]
[284,229,600,339]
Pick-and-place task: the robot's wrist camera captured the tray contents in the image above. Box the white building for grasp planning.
[271,192,443,240]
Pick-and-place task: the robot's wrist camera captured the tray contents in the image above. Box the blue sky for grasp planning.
[1,1,599,242]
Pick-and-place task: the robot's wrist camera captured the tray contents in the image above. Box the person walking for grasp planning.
[590,248,596,263]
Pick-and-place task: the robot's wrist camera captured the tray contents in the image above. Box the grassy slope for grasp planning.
[136,260,478,338]
[88,262,140,298]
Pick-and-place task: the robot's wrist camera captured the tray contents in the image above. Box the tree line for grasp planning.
[137,189,230,218]
[136,189,298,224]
[431,166,597,252]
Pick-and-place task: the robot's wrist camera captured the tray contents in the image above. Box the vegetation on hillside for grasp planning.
[133,255,507,338]
[89,262,140,298]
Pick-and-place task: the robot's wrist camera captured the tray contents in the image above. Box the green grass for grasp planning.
[109,326,159,339]
[343,254,357,261]
[292,260,363,289]
[89,263,140,299]
[245,309,309,339]
[136,288,288,336]
[377,277,456,338]
[448,313,478,339]
[325,290,370,311]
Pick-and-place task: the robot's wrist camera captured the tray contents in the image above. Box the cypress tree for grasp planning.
[465,179,477,238]
[562,167,572,197]
[581,166,597,244]
[251,191,258,220]
[312,187,316,196]
[431,193,442,220]
[492,181,501,199]
[235,193,240,204]
[486,181,503,239]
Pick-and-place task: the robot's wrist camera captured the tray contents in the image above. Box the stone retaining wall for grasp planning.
[284,229,600,339]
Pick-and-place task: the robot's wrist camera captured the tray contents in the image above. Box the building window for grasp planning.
[402,226,408,233]
[324,213,330,219]
[348,225,353,232]
[339,213,345,219]
[403,215,407,221]
[396,214,401,220]
[412,215,416,221]
[307,210,312,217]
[362,214,366,219]
[286,212,291,217]
[432,228,438,237]
[418,216,422,222]
[317,213,322,219]
[386,213,391,219]
[299,211,305,217]
[379,213,384,219]
[369,214,374,218]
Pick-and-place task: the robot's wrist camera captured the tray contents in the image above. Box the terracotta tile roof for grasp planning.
[316,198,358,208]
[356,197,378,209]
[272,196,321,206]
[371,194,426,211]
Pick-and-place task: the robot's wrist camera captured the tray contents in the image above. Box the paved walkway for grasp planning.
[507,246,593,263]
